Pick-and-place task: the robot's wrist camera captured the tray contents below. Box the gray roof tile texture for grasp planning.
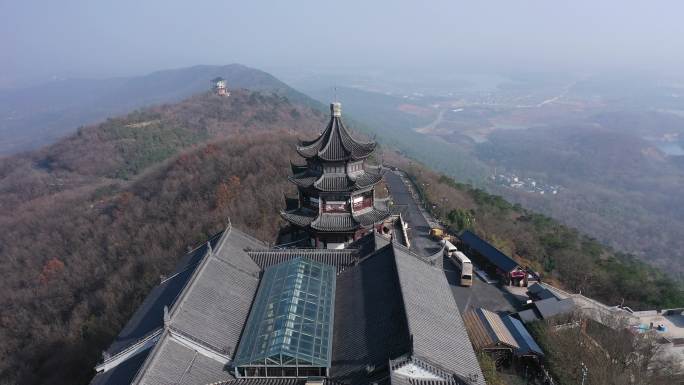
[289,170,382,193]
[281,208,317,227]
[216,379,346,385]
[96,227,484,385]
[353,205,391,227]
[534,297,575,319]
[331,246,412,384]
[104,234,221,355]
[282,204,390,232]
[131,228,265,385]
[168,229,263,356]
[89,349,152,385]
[248,249,359,274]
[392,244,486,385]
[134,333,229,385]
[311,213,359,232]
[297,106,376,162]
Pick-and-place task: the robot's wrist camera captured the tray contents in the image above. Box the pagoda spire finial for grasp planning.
[331,102,342,117]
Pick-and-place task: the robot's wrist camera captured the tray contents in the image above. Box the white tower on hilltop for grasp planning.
[212,77,229,96]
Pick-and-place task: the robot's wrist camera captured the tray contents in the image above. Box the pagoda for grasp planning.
[281,102,391,249]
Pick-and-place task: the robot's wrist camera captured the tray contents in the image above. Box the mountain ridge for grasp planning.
[0,63,322,156]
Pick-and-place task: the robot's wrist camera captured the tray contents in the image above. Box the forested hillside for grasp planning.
[0,90,323,385]
[1,88,682,385]
[0,63,320,155]
[384,152,684,310]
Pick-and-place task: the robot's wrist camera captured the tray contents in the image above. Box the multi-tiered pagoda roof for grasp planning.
[281,103,390,246]
[295,104,376,161]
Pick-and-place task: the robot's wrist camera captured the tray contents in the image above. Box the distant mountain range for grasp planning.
[0,64,319,155]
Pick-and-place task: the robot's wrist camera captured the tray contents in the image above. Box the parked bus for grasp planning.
[442,240,473,286]
[442,239,458,255]
[452,251,473,287]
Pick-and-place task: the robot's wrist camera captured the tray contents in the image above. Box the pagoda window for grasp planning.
[324,164,345,174]
[352,192,373,211]
[323,200,348,213]
[347,161,363,174]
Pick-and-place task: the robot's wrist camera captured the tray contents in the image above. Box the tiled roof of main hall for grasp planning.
[91,228,484,385]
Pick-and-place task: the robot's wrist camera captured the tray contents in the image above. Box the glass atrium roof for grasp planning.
[234,257,336,367]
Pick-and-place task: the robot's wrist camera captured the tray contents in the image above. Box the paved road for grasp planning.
[384,170,441,257]
[443,256,518,313]
[385,169,519,314]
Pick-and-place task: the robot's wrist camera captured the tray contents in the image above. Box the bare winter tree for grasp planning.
[531,310,680,385]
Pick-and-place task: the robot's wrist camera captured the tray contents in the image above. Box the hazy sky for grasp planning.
[2,0,683,86]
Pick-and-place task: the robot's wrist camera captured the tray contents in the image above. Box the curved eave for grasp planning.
[314,174,352,192]
[352,171,383,190]
[290,161,308,174]
[352,206,391,227]
[281,209,317,227]
[311,170,383,193]
[310,213,360,232]
[295,117,376,162]
[288,173,318,189]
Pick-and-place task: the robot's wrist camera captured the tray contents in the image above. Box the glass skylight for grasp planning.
[234,257,336,374]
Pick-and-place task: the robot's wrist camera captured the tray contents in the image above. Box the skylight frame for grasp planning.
[234,257,336,374]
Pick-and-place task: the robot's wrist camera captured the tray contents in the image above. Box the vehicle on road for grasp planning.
[452,251,474,287]
[430,227,444,239]
[430,227,455,242]
[442,239,458,254]
[442,240,473,287]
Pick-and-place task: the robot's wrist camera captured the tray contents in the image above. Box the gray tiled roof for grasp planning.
[167,229,262,357]
[352,170,383,189]
[330,246,412,384]
[132,332,230,385]
[534,297,575,319]
[103,234,221,356]
[289,170,382,192]
[288,172,319,189]
[353,205,391,227]
[129,227,265,385]
[90,349,152,385]
[311,213,359,232]
[281,208,317,227]
[527,283,558,301]
[297,107,376,161]
[315,174,350,191]
[390,356,471,385]
[347,231,391,257]
[516,309,540,323]
[214,378,347,385]
[392,244,486,385]
[94,227,484,385]
[247,249,359,274]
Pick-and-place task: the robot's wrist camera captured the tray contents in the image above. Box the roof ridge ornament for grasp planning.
[331,102,342,117]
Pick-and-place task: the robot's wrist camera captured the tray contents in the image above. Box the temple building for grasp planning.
[89,226,485,385]
[281,102,391,249]
[88,99,485,385]
[212,77,229,96]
